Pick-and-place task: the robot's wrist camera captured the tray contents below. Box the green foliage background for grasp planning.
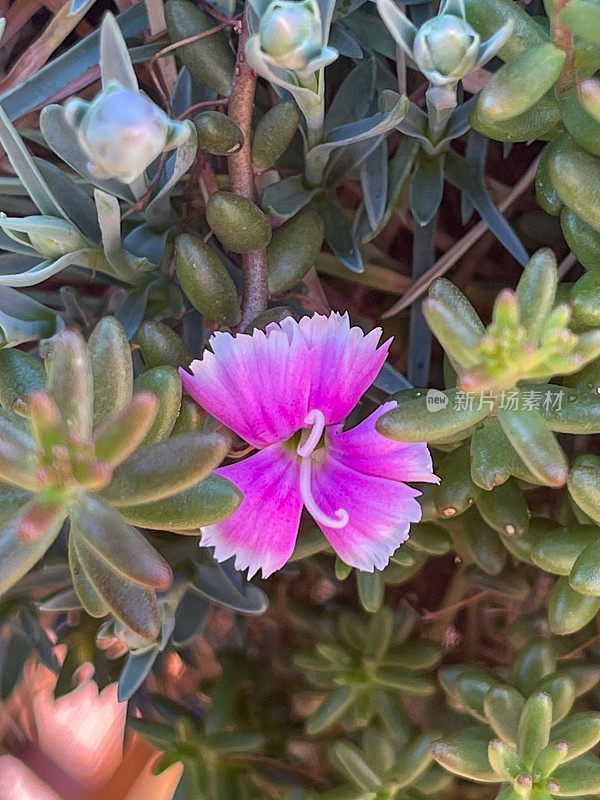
[2,0,600,797]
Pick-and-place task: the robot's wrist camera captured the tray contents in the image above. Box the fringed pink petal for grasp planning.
[201,444,303,578]
[180,324,311,448]
[181,313,392,445]
[310,452,422,571]
[327,402,439,484]
[296,313,391,425]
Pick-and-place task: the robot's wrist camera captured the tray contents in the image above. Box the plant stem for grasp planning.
[425,85,457,145]
[551,0,576,94]
[228,13,269,329]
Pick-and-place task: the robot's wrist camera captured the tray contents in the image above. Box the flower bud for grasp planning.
[377,0,511,88]
[413,15,479,82]
[65,81,190,184]
[0,215,89,259]
[259,0,322,71]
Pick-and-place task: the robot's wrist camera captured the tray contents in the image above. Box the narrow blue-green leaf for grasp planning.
[0,5,148,121]
[0,104,66,218]
[100,11,138,90]
[361,139,388,230]
[408,215,437,386]
[314,194,364,273]
[118,646,161,701]
[445,150,529,265]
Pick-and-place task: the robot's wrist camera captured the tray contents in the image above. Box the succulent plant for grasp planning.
[433,641,600,799]
[0,318,239,641]
[129,663,265,800]
[324,728,453,800]
[379,250,600,489]
[529,465,600,635]
[465,0,600,266]
[296,604,441,737]
[4,0,600,797]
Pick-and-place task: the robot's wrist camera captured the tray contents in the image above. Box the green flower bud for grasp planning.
[259,0,321,70]
[413,15,479,82]
[65,81,190,184]
[377,0,512,87]
[0,215,89,259]
[247,0,337,86]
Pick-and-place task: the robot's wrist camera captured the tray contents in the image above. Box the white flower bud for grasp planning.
[413,15,479,83]
[65,82,190,184]
[259,0,322,71]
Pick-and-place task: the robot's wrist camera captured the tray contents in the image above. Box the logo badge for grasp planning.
[426,389,449,412]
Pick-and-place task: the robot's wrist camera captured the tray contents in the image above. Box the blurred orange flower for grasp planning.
[0,653,182,800]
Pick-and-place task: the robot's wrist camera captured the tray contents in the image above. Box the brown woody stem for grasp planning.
[228,13,269,330]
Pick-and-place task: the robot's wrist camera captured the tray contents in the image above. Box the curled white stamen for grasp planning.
[299,448,349,529]
[297,408,326,458]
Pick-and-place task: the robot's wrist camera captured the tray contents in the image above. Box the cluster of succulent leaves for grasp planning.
[3,0,600,796]
[433,640,600,799]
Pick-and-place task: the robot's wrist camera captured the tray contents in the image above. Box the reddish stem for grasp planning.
[227,14,269,329]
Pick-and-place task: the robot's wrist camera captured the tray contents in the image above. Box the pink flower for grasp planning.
[180,313,437,578]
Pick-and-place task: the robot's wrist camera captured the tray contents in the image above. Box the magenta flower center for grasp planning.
[296,408,349,529]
